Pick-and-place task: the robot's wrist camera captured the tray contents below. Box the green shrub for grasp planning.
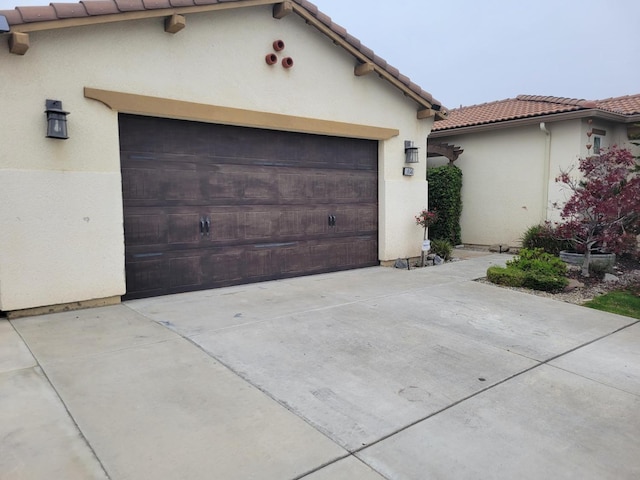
[427,165,463,244]
[521,271,569,292]
[487,266,525,287]
[506,248,567,277]
[487,248,569,292]
[430,239,453,261]
[521,224,573,255]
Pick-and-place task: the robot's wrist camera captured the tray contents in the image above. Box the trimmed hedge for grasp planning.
[487,266,568,292]
[427,165,462,245]
[506,248,567,277]
[487,266,526,287]
[487,248,569,293]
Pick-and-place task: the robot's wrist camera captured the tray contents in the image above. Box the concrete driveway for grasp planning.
[2,254,639,479]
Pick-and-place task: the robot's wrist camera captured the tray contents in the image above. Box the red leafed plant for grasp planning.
[415,209,438,239]
[554,145,640,276]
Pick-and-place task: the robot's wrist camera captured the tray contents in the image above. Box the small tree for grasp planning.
[415,209,438,266]
[554,145,640,276]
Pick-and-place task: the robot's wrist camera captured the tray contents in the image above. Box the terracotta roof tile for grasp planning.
[344,33,361,50]
[114,0,145,12]
[432,94,640,132]
[314,10,331,27]
[330,22,346,38]
[372,54,387,70]
[142,0,172,7]
[0,9,24,23]
[51,2,89,18]
[16,6,58,22]
[298,0,317,15]
[386,64,399,77]
[80,0,120,15]
[596,94,640,115]
[0,0,445,113]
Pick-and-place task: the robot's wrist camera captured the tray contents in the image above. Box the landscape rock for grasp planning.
[489,244,510,253]
[394,258,408,269]
[563,279,584,292]
[433,255,444,266]
[604,273,620,283]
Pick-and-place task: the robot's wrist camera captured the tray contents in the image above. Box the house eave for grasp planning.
[3,0,276,33]
[429,109,638,138]
[1,0,447,119]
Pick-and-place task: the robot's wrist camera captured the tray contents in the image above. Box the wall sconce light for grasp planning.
[45,99,69,139]
[404,140,419,163]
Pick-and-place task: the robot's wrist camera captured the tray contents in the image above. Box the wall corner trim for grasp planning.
[84,87,399,140]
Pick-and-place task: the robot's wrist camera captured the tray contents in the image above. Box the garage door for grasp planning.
[119,114,379,299]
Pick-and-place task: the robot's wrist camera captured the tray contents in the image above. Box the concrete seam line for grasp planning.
[8,321,113,480]
[177,332,348,447]
[352,318,640,455]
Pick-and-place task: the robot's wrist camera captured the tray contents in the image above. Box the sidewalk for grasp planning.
[2,255,639,479]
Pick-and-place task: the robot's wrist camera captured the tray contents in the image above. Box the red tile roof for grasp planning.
[432,94,640,132]
[0,0,446,115]
[595,94,640,115]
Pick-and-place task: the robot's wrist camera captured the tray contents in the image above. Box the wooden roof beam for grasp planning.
[354,62,375,76]
[273,1,294,19]
[9,32,29,55]
[164,14,185,34]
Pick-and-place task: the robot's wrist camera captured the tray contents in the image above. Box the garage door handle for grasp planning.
[328,215,336,227]
[200,217,206,236]
[204,217,211,236]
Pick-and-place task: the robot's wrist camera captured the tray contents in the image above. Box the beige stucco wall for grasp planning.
[0,6,433,311]
[429,125,547,246]
[430,115,638,246]
[429,120,594,247]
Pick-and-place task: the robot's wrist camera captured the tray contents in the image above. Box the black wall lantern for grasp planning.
[45,99,69,139]
[404,140,419,163]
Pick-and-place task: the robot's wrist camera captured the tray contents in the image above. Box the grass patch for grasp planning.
[584,289,640,319]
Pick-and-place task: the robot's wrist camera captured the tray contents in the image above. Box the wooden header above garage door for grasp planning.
[84,87,399,140]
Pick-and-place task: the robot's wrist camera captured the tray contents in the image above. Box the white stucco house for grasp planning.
[0,0,449,316]
[428,94,640,248]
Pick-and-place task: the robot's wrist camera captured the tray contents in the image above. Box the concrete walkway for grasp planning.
[2,254,639,479]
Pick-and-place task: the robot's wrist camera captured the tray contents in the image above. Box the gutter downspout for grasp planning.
[540,122,551,223]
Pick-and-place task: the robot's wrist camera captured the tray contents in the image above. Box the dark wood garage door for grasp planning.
[119,114,379,299]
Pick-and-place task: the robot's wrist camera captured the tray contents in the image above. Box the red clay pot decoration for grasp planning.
[265,53,278,65]
[273,39,285,51]
[282,57,294,69]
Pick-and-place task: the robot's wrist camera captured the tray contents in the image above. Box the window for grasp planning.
[593,136,601,154]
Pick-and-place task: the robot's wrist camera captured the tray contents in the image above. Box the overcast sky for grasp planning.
[2,0,638,109]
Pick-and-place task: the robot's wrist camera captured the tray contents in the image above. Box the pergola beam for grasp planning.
[427,142,464,163]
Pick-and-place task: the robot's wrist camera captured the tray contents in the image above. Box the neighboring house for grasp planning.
[0,0,448,315]
[428,94,640,247]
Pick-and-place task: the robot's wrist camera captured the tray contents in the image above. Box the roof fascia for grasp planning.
[289,3,439,118]
[7,0,276,33]
[429,109,634,138]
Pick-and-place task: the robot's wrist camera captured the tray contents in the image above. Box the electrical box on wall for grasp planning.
[403,167,414,176]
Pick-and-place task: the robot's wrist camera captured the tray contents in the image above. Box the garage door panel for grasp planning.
[125,257,167,297]
[121,166,162,202]
[208,211,240,241]
[120,114,378,299]
[169,256,201,288]
[201,249,243,285]
[167,213,201,245]
[201,168,245,201]
[124,213,167,246]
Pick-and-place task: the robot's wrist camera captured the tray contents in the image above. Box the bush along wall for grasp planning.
[427,165,463,244]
